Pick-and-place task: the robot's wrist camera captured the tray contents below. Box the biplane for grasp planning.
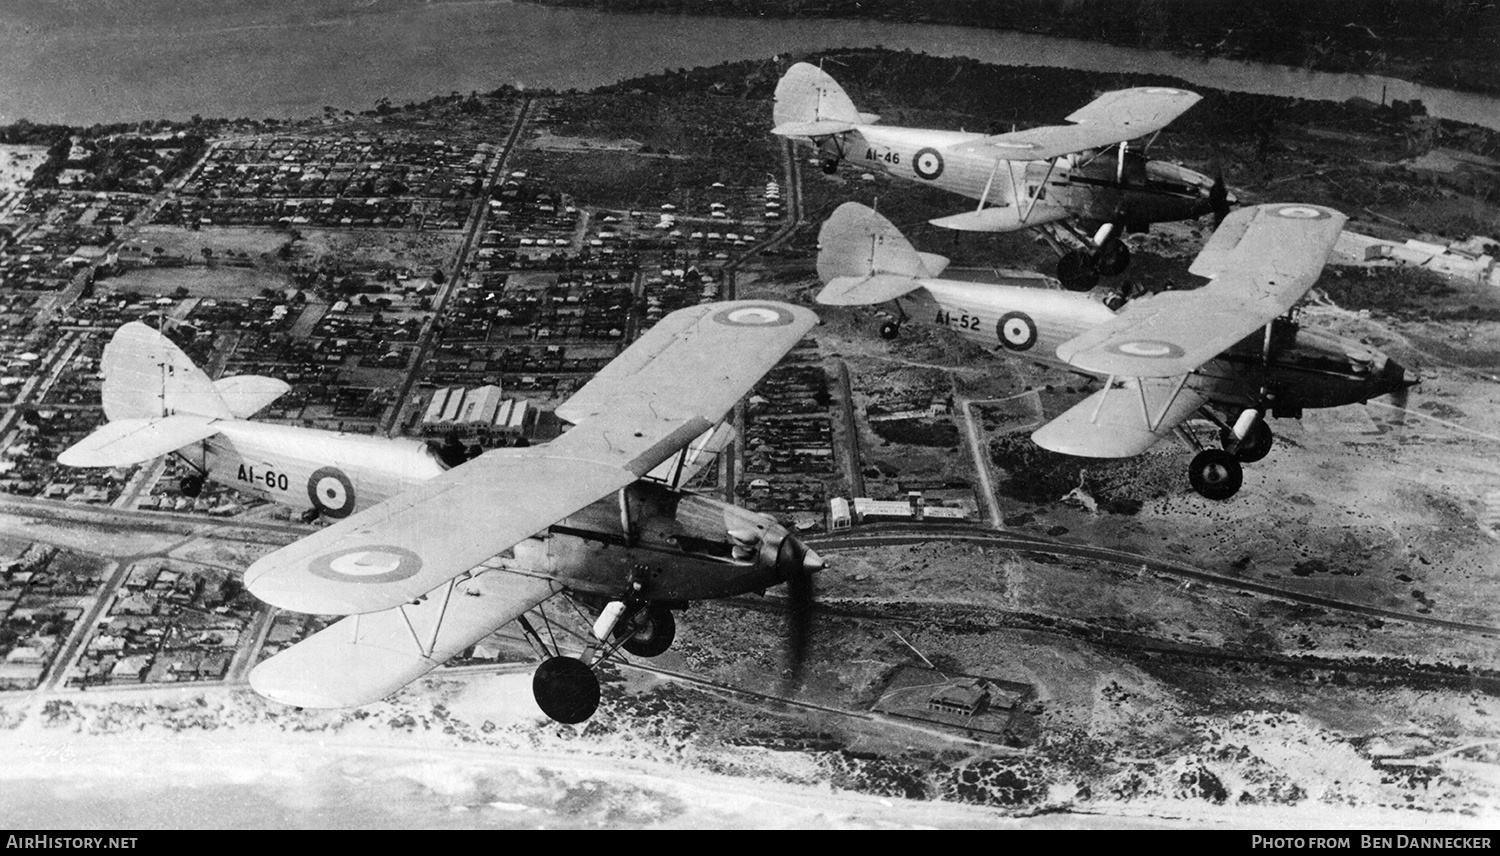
[61,301,824,722]
[773,62,1232,291]
[815,202,1415,500]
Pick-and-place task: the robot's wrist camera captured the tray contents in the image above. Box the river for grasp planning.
[1,0,1496,129]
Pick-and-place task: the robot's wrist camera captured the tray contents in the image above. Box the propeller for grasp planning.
[748,528,827,690]
[1209,169,1231,226]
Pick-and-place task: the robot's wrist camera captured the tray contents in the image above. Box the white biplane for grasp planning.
[774,62,1232,291]
[61,301,823,722]
[815,202,1415,500]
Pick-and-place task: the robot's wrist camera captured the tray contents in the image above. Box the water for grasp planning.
[1,0,1495,129]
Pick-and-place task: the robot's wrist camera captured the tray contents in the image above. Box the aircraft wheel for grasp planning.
[1188,449,1243,501]
[878,320,901,340]
[821,158,840,175]
[1094,238,1130,276]
[1220,420,1273,463]
[532,656,600,724]
[179,474,204,498]
[615,606,676,657]
[1057,251,1099,292]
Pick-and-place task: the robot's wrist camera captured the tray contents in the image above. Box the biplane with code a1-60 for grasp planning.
[814,201,1416,500]
[773,62,1233,292]
[60,301,824,723]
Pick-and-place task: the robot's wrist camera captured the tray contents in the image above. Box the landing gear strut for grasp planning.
[1220,419,1273,463]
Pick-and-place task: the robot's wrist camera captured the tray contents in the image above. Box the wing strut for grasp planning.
[397,575,461,659]
[1091,373,1194,433]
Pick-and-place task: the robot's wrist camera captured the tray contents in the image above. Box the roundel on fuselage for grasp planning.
[997,311,1038,352]
[913,147,944,181]
[307,466,356,519]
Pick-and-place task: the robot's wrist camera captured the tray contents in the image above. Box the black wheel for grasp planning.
[1188,449,1243,500]
[1057,251,1099,292]
[1219,419,1273,463]
[532,656,600,724]
[179,474,204,498]
[1094,237,1130,276]
[821,158,839,175]
[615,606,676,657]
[878,320,900,340]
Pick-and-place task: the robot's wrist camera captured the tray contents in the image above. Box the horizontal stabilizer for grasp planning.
[214,375,291,418]
[1031,378,1209,458]
[772,119,858,138]
[930,206,1067,233]
[249,570,560,708]
[817,274,925,306]
[58,415,220,468]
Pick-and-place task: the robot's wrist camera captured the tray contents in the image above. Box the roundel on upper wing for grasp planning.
[309,545,423,585]
[307,466,356,519]
[1107,339,1187,359]
[1272,205,1331,220]
[997,311,1038,352]
[712,304,796,327]
[913,147,944,180]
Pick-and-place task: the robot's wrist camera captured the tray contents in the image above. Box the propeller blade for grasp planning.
[1209,171,1231,226]
[777,535,823,691]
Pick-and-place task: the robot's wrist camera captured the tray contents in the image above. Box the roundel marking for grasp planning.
[997,311,1038,352]
[310,545,424,585]
[307,466,356,519]
[1273,205,1330,220]
[1109,339,1186,359]
[913,147,945,181]
[712,304,796,327]
[1142,87,1185,95]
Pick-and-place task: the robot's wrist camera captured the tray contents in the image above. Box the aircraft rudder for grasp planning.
[773,61,865,131]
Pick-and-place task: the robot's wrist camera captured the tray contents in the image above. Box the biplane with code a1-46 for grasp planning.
[815,201,1416,500]
[60,301,824,722]
[774,62,1232,292]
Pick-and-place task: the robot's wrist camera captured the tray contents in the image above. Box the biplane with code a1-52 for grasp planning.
[774,62,1233,292]
[814,201,1416,500]
[60,301,824,723]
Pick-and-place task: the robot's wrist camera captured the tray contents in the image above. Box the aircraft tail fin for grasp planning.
[772,62,875,137]
[100,322,236,421]
[815,202,946,306]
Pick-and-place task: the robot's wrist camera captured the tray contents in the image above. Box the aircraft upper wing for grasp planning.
[1055,203,1346,378]
[954,87,1200,162]
[1031,376,1211,458]
[245,301,818,616]
[249,568,561,708]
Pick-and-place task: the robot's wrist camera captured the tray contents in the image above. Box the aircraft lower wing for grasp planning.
[57,414,220,467]
[955,87,1201,162]
[249,568,561,708]
[1031,377,1210,458]
[1056,203,1346,378]
[246,300,818,617]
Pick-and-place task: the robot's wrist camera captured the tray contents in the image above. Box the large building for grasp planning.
[421,384,532,437]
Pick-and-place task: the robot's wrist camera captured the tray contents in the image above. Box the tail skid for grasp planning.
[59,322,289,468]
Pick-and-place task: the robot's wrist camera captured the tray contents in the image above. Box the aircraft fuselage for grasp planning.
[827,124,1218,231]
[903,280,1408,416]
[179,422,802,603]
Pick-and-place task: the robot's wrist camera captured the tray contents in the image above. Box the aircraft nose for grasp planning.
[1382,357,1418,393]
